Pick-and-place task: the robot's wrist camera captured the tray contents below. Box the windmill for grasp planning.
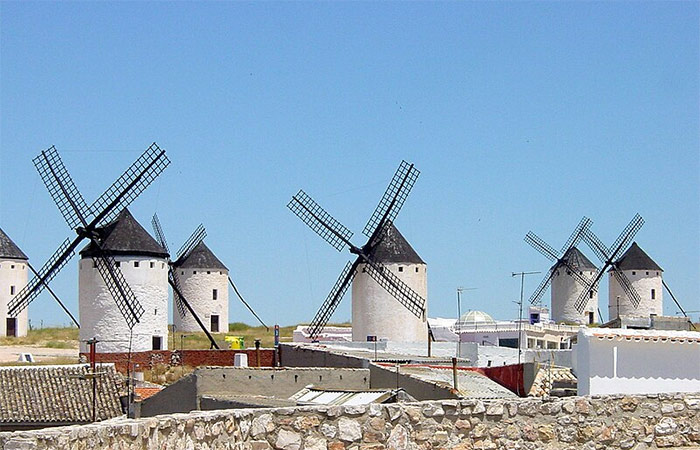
[524,217,599,324]
[8,144,170,335]
[288,160,425,341]
[152,215,268,343]
[576,213,645,317]
[151,214,220,349]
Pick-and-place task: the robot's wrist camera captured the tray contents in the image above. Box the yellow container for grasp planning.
[225,336,245,350]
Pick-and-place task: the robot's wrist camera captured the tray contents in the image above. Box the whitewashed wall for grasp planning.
[608,269,663,318]
[551,268,598,324]
[573,328,700,395]
[351,262,427,342]
[79,256,169,353]
[0,259,28,337]
[173,268,229,333]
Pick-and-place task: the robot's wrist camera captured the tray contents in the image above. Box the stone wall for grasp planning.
[1,393,698,449]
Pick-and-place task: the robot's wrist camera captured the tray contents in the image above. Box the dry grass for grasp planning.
[0,356,81,367]
[0,327,79,348]
[0,321,351,352]
[0,322,304,350]
[170,322,299,350]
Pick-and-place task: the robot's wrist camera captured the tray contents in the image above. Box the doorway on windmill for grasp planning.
[211,315,220,333]
[152,336,163,350]
[6,318,16,337]
[588,312,595,324]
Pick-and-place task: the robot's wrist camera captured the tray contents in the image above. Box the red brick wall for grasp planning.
[82,349,275,374]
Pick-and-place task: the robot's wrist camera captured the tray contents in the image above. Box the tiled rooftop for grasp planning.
[0,364,125,425]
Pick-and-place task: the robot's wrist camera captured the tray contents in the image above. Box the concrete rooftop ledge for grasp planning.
[0,392,698,449]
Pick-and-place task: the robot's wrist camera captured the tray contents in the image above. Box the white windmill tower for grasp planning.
[173,241,229,334]
[551,247,599,324]
[79,209,170,353]
[352,224,427,341]
[608,242,663,319]
[0,228,29,337]
[525,217,599,324]
[288,160,426,343]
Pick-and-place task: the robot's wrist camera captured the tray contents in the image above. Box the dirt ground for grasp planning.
[0,345,78,364]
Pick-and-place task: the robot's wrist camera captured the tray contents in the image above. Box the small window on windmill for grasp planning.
[115,261,120,268]
[10,286,15,295]
[134,261,140,268]
[193,271,197,274]
[10,265,14,269]
[651,289,656,299]
[415,267,419,273]
[161,263,165,269]
[645,271,649,275]
[589,291,594,299]
[213,289,218,300]
[150,262,155,269]
[207,271,211,275]
[398,266,403,272]
[92,261,97,269]
[181,271,184,275]
[632,271,636,276]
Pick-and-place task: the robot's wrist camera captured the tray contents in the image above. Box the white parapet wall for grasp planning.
[79,256,169,353]
[0,258,29,337]
[573,327,700,396]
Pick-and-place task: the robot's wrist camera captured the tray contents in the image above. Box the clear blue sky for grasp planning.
[1,2,698,328]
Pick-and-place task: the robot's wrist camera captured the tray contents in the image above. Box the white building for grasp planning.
[551,247,599,325]
[573,327,700,395]
[173,241,229,334]
[609,242,663,319]
[292,325,353,343]
[79,209,169,353]
[352,224,428,342]
[456,308,581,350]
[0,229,29,337]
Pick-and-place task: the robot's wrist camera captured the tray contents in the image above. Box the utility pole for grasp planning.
[456,287,477,358]
[511,271,540,367]
[86,338,98,423]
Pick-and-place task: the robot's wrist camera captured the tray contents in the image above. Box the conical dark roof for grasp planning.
[0,228,28,260]
[174,241,228,271]
[367,223,425,264]
[80,209,168,258]
[554,247,597,271]
[614,242,663,272]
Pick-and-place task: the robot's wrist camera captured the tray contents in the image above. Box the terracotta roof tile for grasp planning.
[0,364,124,424]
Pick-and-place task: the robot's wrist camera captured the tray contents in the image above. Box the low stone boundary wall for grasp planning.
[1,393,698,449]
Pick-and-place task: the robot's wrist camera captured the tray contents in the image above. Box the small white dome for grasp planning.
[459,310,495,325]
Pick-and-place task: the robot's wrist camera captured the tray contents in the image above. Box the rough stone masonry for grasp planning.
[0,393,698,449]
